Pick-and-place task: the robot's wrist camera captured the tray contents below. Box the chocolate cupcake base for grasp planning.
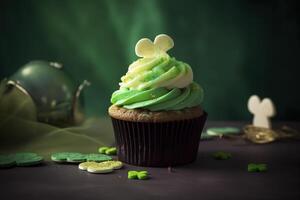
[111,112,207,167]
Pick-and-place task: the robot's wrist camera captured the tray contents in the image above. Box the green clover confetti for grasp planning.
[51,152,112,163]
[128,170,149,180]
[0,153,43,168]
[98,147,109,154]
[212,151,232,160]
[248,163,268,172]
[98,146,117,155]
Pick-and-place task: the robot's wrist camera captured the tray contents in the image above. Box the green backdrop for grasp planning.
[1,0,299,120]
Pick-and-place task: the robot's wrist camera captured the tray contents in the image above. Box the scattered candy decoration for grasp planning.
[212,151,232,160]
[0,153,43,168]
[78,161,97,170]
[79,161,123,174]
[243,125,278,144]
[103,161,123,170]
[51,152,85,163]
[243,125,300,144]
[137,171,148,180]
[0,155,16,168]
[51,152,112,163]
[105,147,117,155]
[127,171,138,179]
[200,132,214,140]
[66,153,86,163]
[86,154,113,162]
[87,165,114,174]
[1,151,271,177]
[128,170,149,180]
[248,95,275,129]
[98,147,117,155]
[207,127,240,137]
[247,163,268,172]
[14,153,44,166]
[98,147,109,154]
[201,127,241,140]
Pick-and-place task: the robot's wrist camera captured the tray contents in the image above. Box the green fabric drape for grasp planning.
[1,0,299,121]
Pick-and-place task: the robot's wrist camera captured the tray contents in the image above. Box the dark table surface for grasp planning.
[1,121,300,200]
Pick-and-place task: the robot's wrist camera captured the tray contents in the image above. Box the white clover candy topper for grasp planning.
[130,34,193,89]
[247,95,276,129]
[135,34,174,58]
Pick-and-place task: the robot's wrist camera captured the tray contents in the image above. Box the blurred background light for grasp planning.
[0,0,299,120]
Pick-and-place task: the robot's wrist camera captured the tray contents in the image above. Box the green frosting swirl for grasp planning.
[111,53,204,111]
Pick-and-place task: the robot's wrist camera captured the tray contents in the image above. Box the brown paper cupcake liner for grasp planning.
[111,112,207,167]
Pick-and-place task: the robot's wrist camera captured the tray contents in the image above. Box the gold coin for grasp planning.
[243,125,279,144]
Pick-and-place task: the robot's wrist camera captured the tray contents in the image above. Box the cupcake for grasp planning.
[109,34,207,167]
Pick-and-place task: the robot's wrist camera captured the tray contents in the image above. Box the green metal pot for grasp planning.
[1,60,90,127]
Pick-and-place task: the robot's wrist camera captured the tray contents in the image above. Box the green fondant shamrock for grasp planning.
[0,153,43,168]
[212,151,232,160]
[51,152,112,163]
[248,163,268,172]
[98,147,109,154]
[128,170,149,180]
[98,146,117,155]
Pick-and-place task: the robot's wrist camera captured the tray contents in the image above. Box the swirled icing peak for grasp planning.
[111,34,203,111]
[120,34,193,90]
